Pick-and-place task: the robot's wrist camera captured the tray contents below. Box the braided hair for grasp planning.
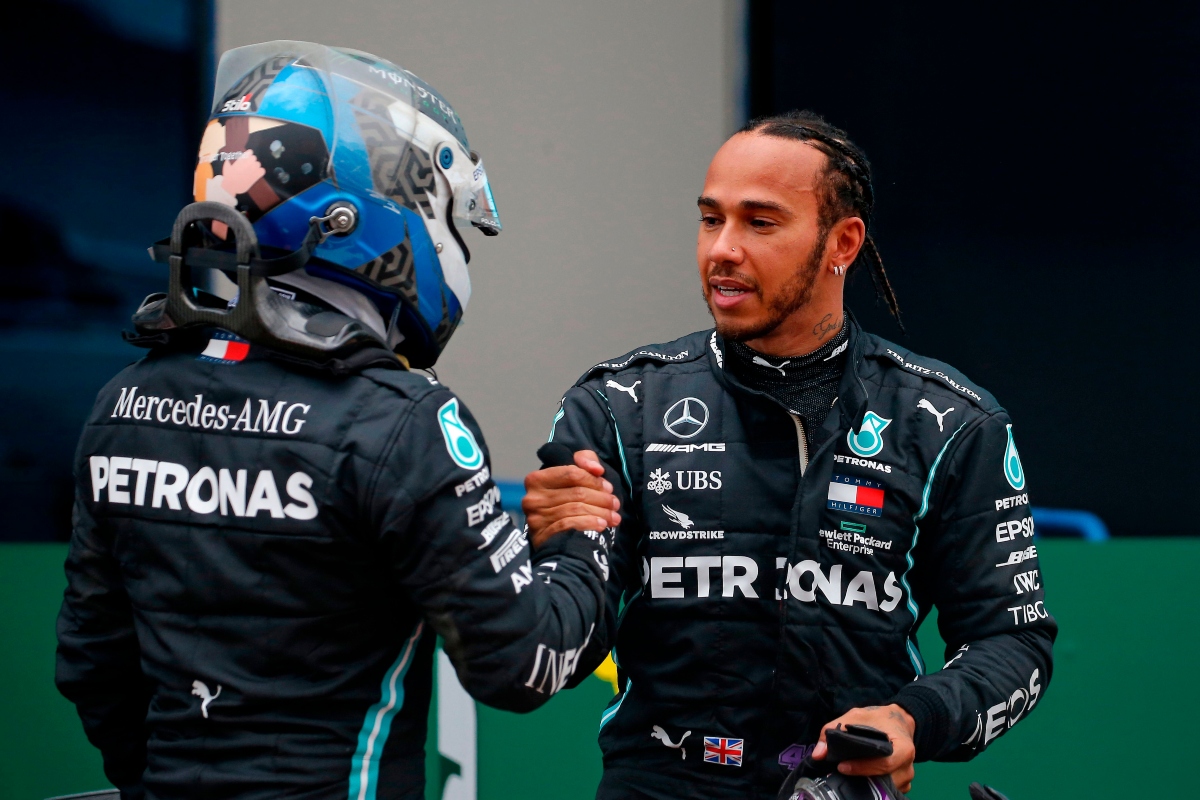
[739,110,903,329]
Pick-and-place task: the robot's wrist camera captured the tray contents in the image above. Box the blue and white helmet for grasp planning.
[194,41,500,367]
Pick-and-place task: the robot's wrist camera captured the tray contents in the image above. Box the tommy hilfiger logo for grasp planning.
[826,474,885,517]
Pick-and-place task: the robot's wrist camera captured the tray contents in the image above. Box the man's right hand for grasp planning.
[522,449,621,548]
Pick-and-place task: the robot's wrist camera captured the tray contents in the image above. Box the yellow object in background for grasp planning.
[593,653,619,694]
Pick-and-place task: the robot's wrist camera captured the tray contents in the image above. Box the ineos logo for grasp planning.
[663,398,709,439]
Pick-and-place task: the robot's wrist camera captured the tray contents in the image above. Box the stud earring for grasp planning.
[832,264,847,276]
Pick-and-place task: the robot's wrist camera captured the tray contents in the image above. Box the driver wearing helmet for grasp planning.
[55,42,612,800]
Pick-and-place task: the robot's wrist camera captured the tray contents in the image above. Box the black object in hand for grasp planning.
[824,725,894,763]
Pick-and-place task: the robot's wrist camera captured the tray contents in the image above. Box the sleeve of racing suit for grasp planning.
[371,388,608,713]
[56,487,151,799]
[891,411,1056,762]
[544,383,637,688]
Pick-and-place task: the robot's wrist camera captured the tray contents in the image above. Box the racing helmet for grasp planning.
[189,40,500,367]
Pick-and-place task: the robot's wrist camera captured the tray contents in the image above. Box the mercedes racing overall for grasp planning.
[56,339,607,800]
[549,317,1056,799]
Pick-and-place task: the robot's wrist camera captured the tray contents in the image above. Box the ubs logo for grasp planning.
[663,398,709,439]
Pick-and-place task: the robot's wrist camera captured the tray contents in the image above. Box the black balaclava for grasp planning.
[725,315,848,450]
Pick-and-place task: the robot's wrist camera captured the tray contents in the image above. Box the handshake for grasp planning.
[522,444,623,548]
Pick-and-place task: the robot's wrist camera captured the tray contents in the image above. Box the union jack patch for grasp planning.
[702,736,743,766]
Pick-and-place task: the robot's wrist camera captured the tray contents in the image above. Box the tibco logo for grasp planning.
[221,94,252,113]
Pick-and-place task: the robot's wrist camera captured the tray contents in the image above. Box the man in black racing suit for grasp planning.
[522,111,1056,798]
[57,344,607,799]
[55,41,610,800]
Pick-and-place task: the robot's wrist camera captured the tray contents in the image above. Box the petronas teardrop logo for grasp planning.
[847,411,892,458]
[1004,424,1025,490]
[438,397,484,470]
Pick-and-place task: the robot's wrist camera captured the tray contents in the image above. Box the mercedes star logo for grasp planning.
[663,397,709,439]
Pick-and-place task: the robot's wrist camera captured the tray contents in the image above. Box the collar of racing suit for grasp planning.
[708,309,872,438]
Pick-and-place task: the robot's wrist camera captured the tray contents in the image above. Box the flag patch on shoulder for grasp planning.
[198,332,250,364]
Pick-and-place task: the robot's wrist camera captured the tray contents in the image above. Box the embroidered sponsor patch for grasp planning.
[826,474,885,517]
[703,737,743,766]
[198,331,250,364]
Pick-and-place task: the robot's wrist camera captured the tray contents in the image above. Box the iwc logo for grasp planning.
[1004,424,1025,490]
[437,397,484,470]
[663,398,709,439]
[847,411,891,458]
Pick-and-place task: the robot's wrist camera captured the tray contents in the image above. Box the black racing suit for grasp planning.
[548,318,1056,799]
[55,337,607,800]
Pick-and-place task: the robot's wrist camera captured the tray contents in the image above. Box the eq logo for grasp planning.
[663,398,709,439]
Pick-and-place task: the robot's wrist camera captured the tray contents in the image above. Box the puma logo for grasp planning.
[752,355,790,376]
[651,725,691,759]
[606,379,641,402]
[191,680,222,719]
[917,398,955,432]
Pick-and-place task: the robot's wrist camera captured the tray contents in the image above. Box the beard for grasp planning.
[706,226,829,342]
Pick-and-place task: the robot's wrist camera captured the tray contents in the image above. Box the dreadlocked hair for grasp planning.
[738,110,903,330]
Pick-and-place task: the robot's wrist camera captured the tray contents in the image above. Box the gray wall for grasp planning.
[218,0,741,478]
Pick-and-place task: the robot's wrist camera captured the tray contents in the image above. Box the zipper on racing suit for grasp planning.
[790,414,809,476]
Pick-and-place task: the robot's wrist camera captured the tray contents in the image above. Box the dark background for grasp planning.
[0,3,1196,539]
[0,0,212,541]
[748,2,1200,536]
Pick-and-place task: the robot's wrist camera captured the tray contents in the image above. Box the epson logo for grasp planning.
[995,516,1035,542]
[646,443,726,453]
[221,94,252,113]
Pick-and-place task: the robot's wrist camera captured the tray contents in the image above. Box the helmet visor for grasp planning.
[463,153,501,235]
